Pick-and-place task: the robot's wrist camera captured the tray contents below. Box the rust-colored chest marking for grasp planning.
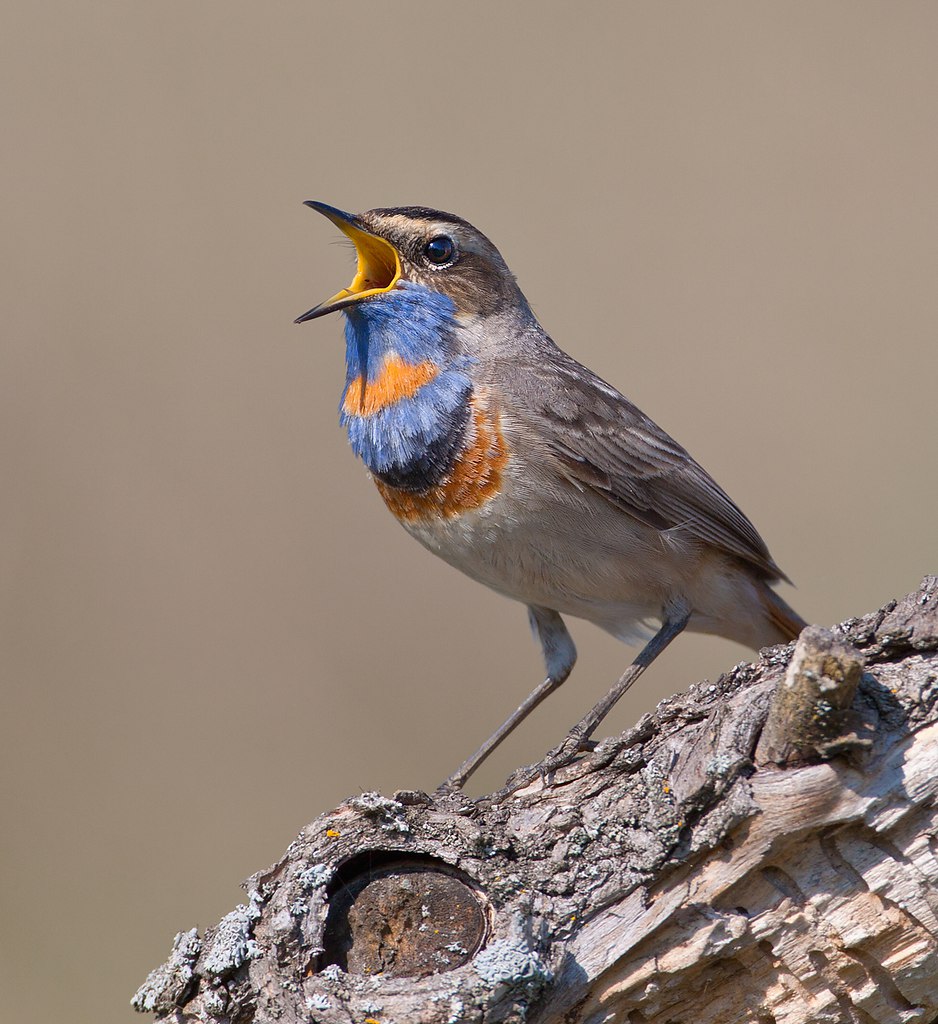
[376,399,508,522]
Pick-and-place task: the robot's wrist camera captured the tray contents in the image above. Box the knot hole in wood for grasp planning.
[320,853,490,978]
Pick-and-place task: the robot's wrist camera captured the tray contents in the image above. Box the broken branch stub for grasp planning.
[134,577,938,1024]
[755,624,869,766]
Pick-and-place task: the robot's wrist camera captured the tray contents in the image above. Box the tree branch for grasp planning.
[134,577,938,1024]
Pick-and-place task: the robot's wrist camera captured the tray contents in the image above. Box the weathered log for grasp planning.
[134,577,938,1024]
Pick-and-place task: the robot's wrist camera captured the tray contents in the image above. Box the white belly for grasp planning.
[394,480,675,643]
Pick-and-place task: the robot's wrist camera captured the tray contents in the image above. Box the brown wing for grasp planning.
[509,343,787,582]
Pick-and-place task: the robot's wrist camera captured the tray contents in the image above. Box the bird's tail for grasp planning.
[760,585,808,644]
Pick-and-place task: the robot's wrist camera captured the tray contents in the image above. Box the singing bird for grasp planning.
[296,203,805,788]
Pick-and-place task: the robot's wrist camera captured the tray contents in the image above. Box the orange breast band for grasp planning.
[342,352,439,418]
[376,400,508,522]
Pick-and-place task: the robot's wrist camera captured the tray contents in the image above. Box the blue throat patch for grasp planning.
[339,283,474,491]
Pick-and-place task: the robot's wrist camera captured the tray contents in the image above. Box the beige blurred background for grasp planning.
[2,3,936,1021]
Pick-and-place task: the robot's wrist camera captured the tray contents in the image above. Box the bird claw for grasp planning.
[497,733,601,796]
[534,732,594,779]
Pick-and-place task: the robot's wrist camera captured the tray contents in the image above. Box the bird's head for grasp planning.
[295,203,526,324]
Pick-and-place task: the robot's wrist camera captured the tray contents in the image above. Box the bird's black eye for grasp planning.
[423,235,457,266]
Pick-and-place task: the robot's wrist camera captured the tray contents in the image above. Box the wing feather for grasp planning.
[507,345,786,581]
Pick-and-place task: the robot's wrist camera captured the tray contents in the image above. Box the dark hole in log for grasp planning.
[320,852,489,978]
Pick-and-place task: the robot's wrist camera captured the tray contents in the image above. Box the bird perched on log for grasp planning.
[296,203,806,788]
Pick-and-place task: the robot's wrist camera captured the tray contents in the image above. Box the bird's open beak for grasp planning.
[294,202,402,323]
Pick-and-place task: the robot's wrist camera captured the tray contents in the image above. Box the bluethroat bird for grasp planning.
[296,203,806,788]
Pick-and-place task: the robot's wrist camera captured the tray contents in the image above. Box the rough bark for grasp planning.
[134,577,938,1024]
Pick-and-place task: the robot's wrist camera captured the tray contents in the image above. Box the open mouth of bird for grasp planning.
[295,202,401,322]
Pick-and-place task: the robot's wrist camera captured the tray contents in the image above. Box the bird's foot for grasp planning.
[494,734,596,796]
[525,731,597,784]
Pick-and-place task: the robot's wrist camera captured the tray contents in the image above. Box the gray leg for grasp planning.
[441,606,576,789]
[542,601,692,770]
